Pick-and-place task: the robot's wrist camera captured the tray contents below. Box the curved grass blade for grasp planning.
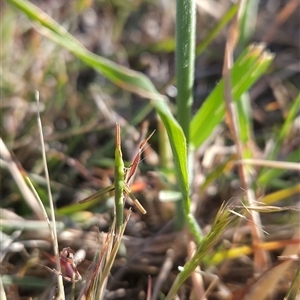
[165,204,235,300]
[258,93,300,185]
[190,44,274,149]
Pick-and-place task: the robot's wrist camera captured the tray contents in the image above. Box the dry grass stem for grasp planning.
[222,1,270,273]
[36,91,65,300]
[0,139,45,219]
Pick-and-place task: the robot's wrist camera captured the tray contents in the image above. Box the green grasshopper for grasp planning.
[79,123,155,229]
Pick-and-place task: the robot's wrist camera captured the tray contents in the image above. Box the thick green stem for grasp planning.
[176,0,196,142]
[175,0,196,229]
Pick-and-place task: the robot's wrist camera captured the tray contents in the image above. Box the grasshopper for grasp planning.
[79,123,155,228]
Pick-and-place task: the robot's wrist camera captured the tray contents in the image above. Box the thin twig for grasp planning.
[263,0,300,43]
[188,241,206,300]
[152,249,175,300]
[25,176,58,243]
[235,159,300,171]
[35,91,65,300]
[222,1,269,273]
[0,277,7,300]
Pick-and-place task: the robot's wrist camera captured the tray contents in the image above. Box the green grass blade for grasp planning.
[239,0,260,47]
[263,92,300,160]
[258,93,300,186]
[236,92,253,158]
[190,44,274,149]
[277,93,300,143]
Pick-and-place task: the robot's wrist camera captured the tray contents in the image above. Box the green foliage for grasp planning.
[4,0,298,298]
[258,93,300,186]
[190,44,274,148]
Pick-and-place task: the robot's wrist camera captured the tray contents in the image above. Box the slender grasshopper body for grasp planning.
[79,123,153,229]
[114,124,126,229]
